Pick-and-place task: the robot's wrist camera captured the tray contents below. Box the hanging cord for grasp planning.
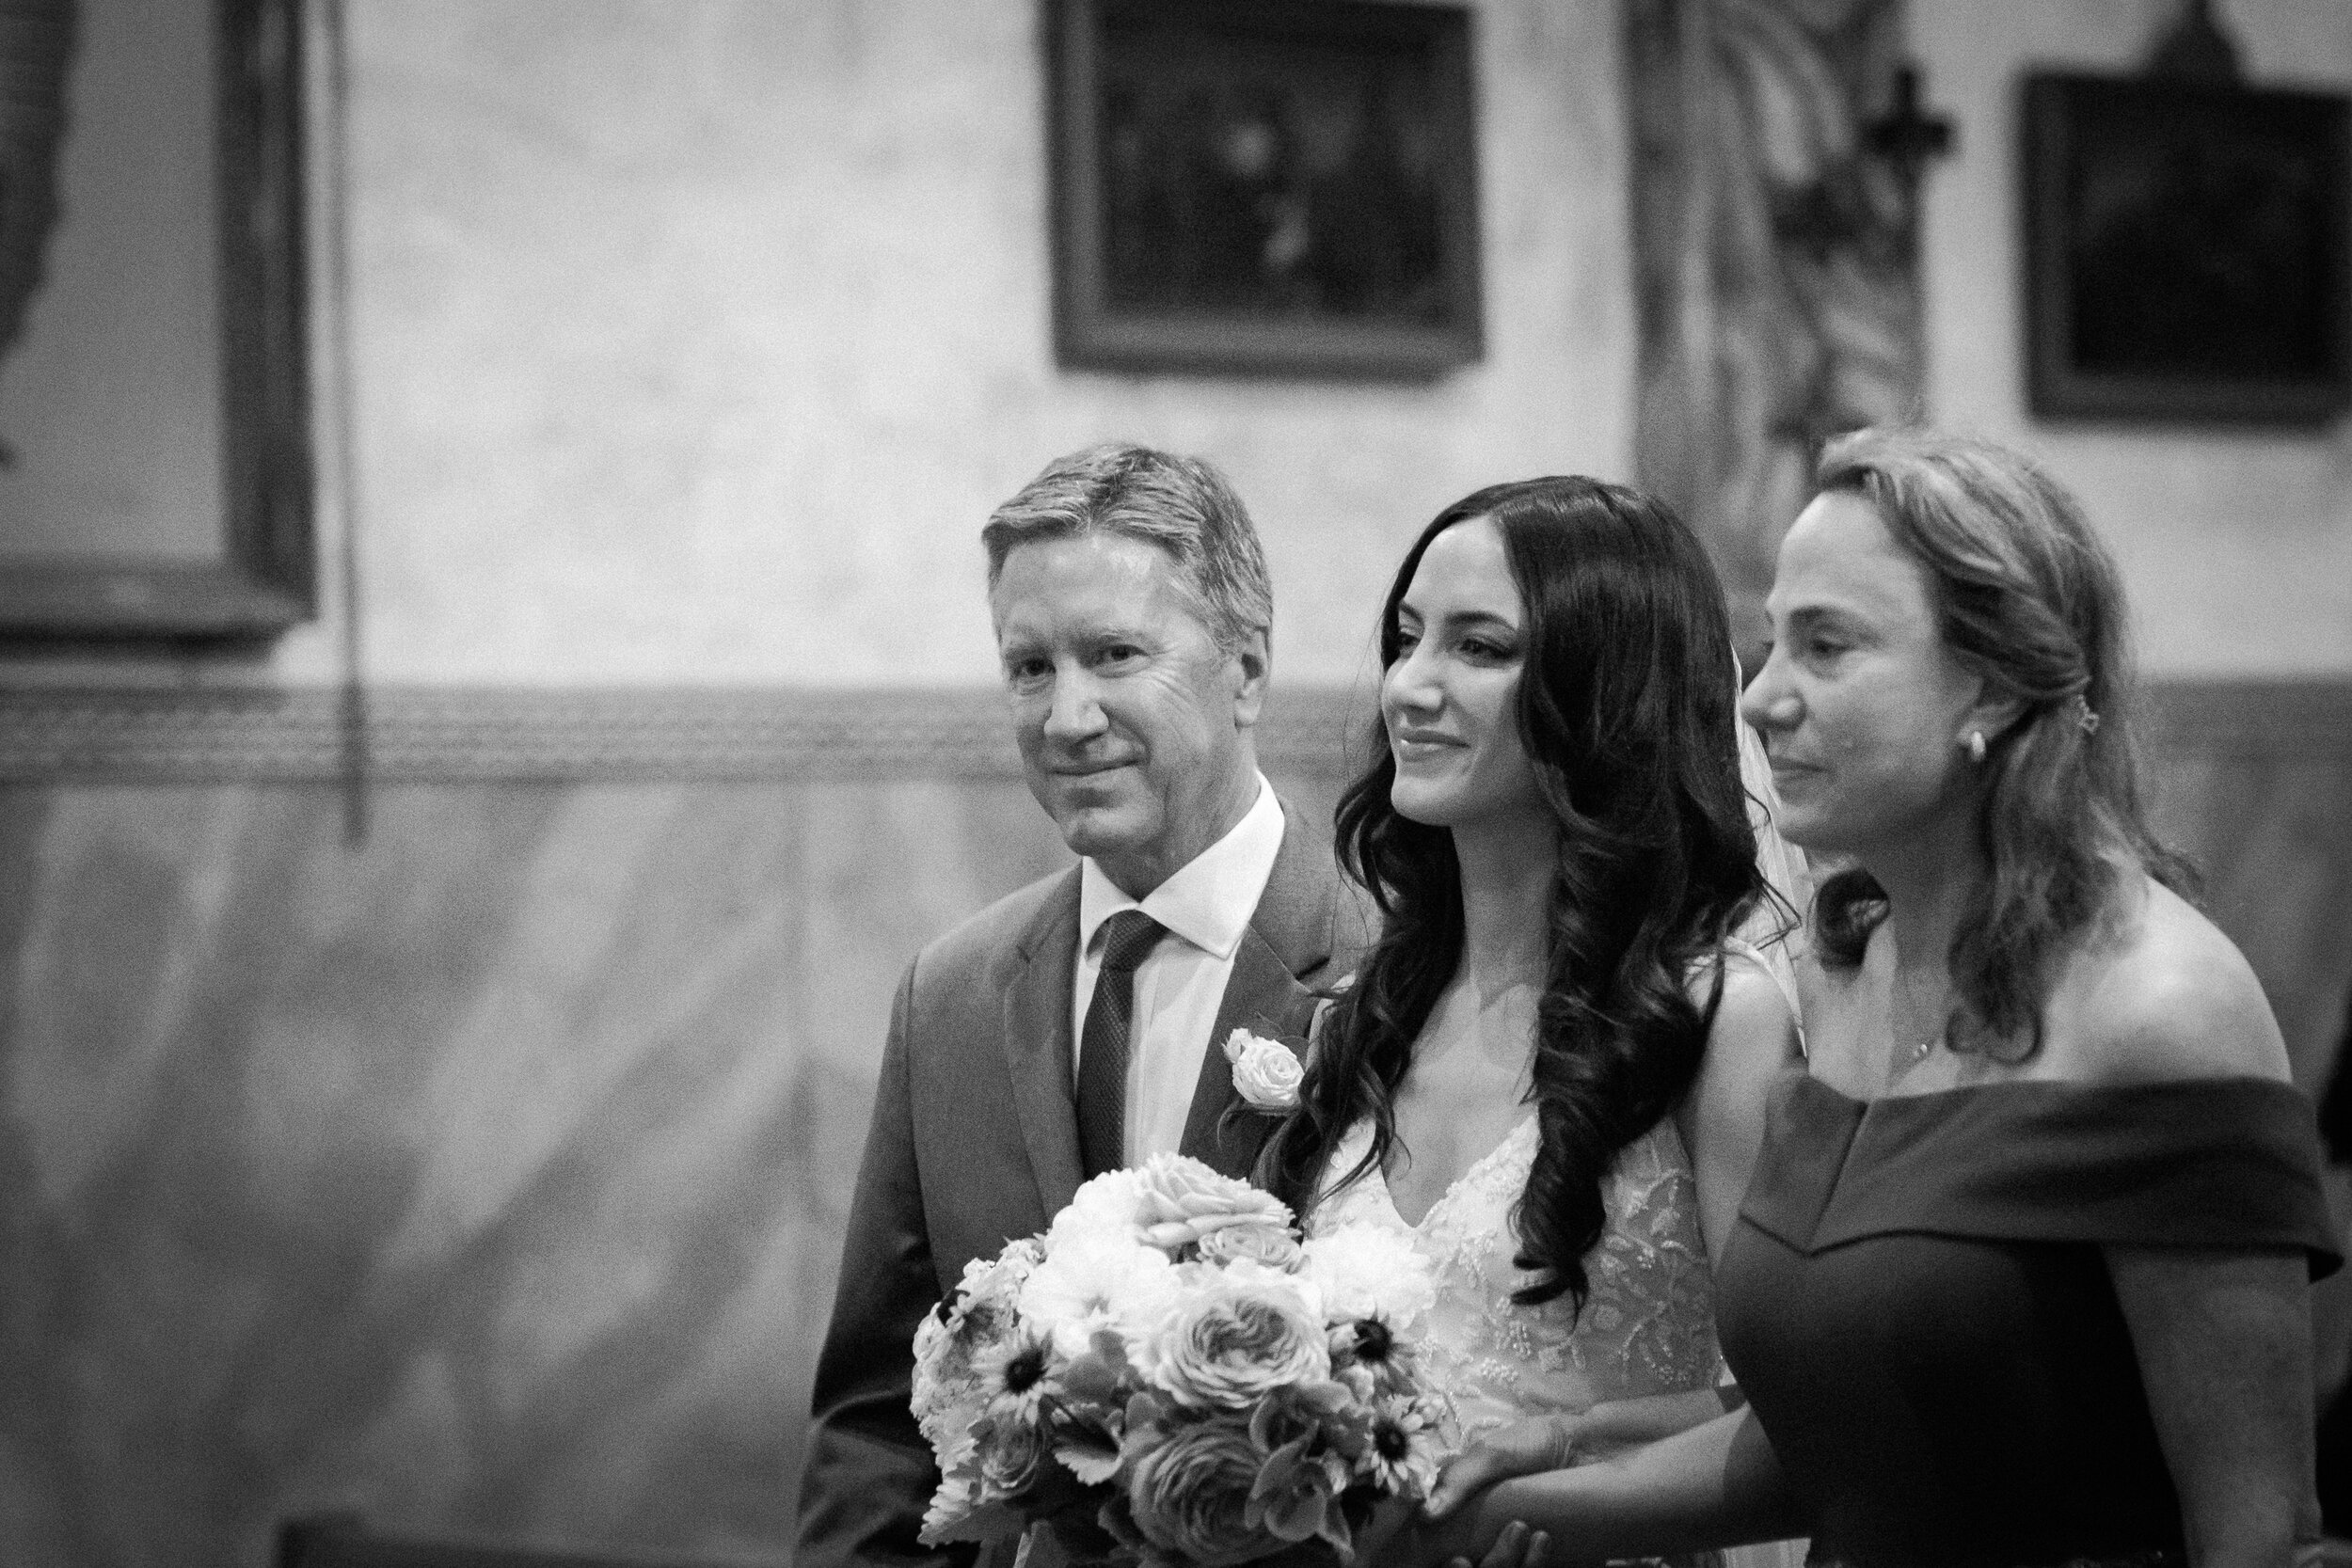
[316,0,369,846]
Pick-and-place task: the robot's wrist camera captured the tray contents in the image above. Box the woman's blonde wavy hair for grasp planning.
[1808,427,2196,1058]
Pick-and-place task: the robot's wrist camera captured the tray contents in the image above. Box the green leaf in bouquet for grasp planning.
[1055,1437,1125,1487]
[1060,1327,1137,1404]
[1303,1486,1358,1558]
[1245,1431,1351,1553]
[1094,1483,1147,1562]
[921,1497,1027,1545]
[1052,1332,1140,1485]
[1051,1398,1128,1486]
[1248,1379,1367,1463]
[1120,1388,1177,1458]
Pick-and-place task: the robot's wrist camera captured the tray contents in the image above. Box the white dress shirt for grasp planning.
[1073,774,1285,1164]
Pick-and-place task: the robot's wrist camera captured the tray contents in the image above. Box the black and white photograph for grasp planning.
[0,4,2346,1568]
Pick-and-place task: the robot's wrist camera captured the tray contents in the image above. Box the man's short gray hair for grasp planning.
[981,443,1274,651]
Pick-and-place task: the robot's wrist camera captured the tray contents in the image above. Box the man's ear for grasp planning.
[1230,627,1271,730]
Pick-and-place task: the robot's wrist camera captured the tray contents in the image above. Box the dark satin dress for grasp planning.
[1715,1074,2343,1568]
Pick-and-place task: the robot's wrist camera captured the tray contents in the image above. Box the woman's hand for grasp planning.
[1376,1500,1549,1568]
[1423,1415,1586,1521]
[1445,1519,1551,1568]
[1402,1408,1803,1566]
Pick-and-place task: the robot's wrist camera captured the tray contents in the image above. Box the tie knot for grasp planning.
[1096,911,1166,974]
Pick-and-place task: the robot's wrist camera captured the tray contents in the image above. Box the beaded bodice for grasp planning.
[1308,1112,1720,1449]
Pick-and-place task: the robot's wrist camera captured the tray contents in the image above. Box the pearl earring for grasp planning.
[1965,731,1987,764]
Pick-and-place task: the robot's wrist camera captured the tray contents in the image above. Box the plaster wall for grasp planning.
[1915,0,2352,676]
[269,0,1632,689]
[19,0,2347,687]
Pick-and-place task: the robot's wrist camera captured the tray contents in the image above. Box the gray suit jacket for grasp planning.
[796,800,1369,1568]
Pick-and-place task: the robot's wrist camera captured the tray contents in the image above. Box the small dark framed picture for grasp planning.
[1046,0,1482,380]
[2022,71,2351,424]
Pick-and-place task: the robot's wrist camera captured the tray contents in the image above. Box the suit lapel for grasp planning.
[1002,870,1086,1221]
[1243,799,1347,986]
[1175,801,1340,1180]
[1176,924,1318,1178]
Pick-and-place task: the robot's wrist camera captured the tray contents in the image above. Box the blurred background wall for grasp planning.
[0,2,2346,1566]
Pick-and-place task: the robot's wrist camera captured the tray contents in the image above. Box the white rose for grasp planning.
[1223,1027,1304,1111]
[1299,1223,1436,1327]
[1131,1152,1293,1253]
[1046,1167,1146,1247]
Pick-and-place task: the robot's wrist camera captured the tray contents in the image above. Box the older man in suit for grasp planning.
[796,443,1369,1568]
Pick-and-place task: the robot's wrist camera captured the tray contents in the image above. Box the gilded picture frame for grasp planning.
[1046,0,1483,381]
[0,0,312,644]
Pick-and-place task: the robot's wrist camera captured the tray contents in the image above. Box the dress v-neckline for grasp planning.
[1377,1113,1538,1231]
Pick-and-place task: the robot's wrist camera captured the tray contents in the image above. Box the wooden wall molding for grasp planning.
[0,680,2337,784]
[2139,679,2352,759]
[0,685,1378,784]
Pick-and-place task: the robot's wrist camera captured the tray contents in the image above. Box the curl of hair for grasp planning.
[1808,427,2195,1057]
[1257,479,1763,1311]
[980,442,1273,651]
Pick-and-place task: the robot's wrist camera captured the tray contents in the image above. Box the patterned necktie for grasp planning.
[1075,910,1167,1180]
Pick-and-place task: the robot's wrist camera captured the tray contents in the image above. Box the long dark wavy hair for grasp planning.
[1259,478,1764,1311]
[1806,428,2194,1057]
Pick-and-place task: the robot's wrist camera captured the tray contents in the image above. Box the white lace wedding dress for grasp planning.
[1301,688,1809,1449]
[1294,709,1811,1567]
[1308,1108,1720,1447]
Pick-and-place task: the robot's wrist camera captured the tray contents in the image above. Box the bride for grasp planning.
[1256,477,1804,1558]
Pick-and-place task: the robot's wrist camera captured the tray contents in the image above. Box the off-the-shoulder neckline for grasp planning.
[1791,1069,2297,1113]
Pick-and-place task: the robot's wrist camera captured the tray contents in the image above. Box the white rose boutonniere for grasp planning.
[1222,1027,1303,1113]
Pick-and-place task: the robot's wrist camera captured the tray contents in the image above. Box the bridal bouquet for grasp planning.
[913,1154,1445,1568]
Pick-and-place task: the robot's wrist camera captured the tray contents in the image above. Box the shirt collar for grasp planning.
[1078,775,1283,963]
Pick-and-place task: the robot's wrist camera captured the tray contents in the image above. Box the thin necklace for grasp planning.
[1890,969,1945,1078]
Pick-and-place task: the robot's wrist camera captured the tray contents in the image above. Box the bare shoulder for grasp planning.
[1686,951,1803,1076]
[2047,879,2290,1087]
[1721,959,1800,1040]
[1677,952,1802,1182]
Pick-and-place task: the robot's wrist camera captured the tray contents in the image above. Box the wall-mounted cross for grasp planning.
[2150,0,2242,84]
[1867,64,1956,194]
[1864,62,1956,260]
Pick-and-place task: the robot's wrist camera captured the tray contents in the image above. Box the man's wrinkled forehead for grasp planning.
[987,531,1193,639]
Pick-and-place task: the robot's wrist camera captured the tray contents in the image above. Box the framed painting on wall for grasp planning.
[0,0,312,643]
[2022,70,2351,423]
[1046,0,1483,380]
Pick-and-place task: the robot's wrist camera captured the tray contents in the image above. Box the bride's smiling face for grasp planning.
[1381,516,1548,832]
